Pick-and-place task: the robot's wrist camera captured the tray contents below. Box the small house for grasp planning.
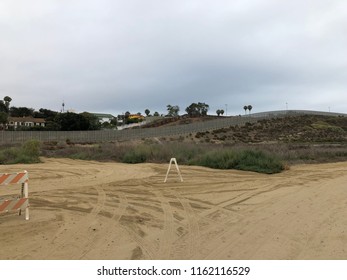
[8,117,45,130]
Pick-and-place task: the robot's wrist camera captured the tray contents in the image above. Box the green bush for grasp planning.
[122,146,150,163]
[192,149,284,174]
[22,140,40,158]
[0,140,41,164]
[232,150,284,174]
[193,149,235,169]
[0,148,19,164]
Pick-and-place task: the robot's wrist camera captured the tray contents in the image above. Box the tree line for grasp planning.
[1,95,252,131]
[120,102,212,125]
[145,102,211,118]
[0,96,101,131]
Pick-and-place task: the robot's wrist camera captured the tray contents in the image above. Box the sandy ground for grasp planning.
[0,157,347,260]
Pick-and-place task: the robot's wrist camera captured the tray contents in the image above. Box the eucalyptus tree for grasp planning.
[167,105,180,117]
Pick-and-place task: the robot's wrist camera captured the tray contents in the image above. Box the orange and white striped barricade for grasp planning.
[0,171,29,220]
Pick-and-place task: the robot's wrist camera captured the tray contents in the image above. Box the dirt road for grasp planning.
[0,158,346,259]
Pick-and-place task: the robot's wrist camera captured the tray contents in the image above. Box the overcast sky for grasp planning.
[1,0,346,116]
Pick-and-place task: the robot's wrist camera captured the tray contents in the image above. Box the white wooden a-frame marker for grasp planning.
[164,158,183,183]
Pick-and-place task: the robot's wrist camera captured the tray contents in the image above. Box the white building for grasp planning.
[8,117,45,130]
[92,113,115,123]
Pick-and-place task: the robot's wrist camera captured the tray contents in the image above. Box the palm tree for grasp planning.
[243,105,248,115]
[145,109,150,116]
[220,109,224,116]
[247,105,253,115]
[216,109,221,116]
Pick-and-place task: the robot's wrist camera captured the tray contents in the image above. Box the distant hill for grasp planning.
[163,114,347,144]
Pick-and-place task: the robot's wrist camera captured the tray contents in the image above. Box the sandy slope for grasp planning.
[0,158,347,260]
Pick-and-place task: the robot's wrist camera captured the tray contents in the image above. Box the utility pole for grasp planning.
[225,104,228,116]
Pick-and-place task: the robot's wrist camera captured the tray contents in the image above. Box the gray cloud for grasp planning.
[1,0,346,116]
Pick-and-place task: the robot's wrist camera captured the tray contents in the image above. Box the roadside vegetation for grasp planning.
[0,140,41,164]
[1,114,347,175]
[36,139,347,174]
[2,138,347,174]
[191,149,284,174]
[38,141,285,174]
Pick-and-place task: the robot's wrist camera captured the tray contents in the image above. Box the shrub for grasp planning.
[0,148,19,164]
[122,146,150,164]
[192,149,284,174]
[311,121,344,133]
[0,140,41,164]
[21,140,40,158]
[232,150,284,174]
[194,149,236,169]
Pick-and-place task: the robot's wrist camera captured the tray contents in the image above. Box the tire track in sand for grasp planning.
[143,179,201,259]
[44,184,106,259]
[117,182,158,259]
[78,191,130,259]
[141,180,176,259]
[154,190,175,259]
[175,195,201,258]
